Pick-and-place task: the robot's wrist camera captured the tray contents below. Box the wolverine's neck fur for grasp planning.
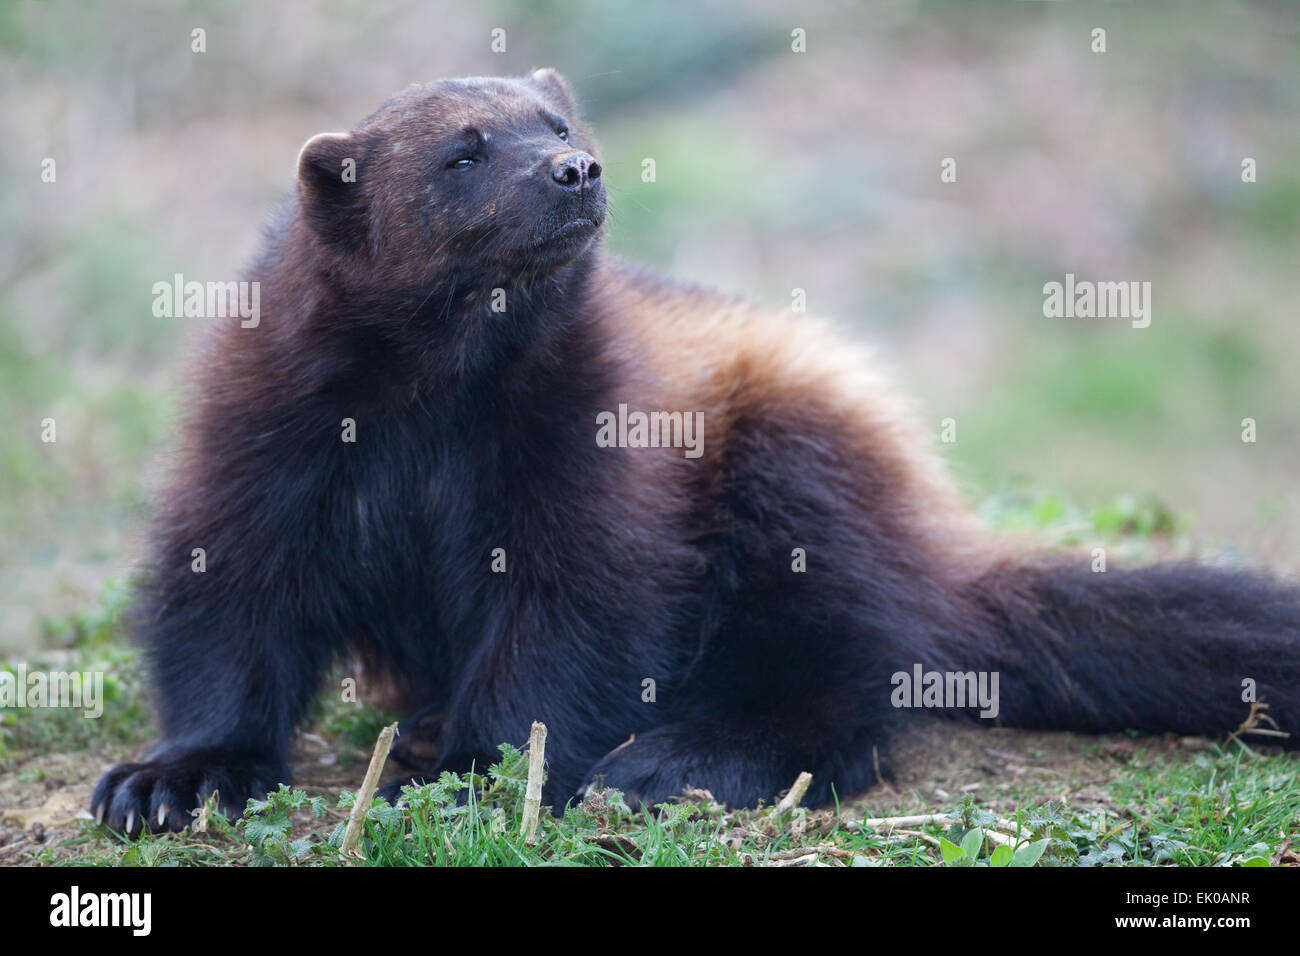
[245,214,613,409]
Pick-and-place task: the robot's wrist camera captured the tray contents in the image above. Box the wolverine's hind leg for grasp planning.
[596,381,964,809]
[579,702,885,809]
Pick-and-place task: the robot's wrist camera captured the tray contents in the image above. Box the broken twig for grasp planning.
[341,721,398,859]
[776,771,813,814]
[521,721,548,844]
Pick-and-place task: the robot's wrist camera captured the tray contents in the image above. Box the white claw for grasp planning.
[94,803,104,826]
[126,810,135,834]
[157,805,168,827]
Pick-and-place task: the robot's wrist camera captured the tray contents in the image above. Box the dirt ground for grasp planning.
[0,717,1218,865]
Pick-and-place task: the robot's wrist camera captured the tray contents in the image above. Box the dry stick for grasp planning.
[858,813,957,829]
[973,828,1017,848]
[857,812,1029,845]
[768,844,856,861]
[864,824,1016,853]
[521,721,548,844]
[776,771,813,814]
[341,721,398,860]
[1271,839,1293,867]
[871,745,893,794]
[1226,700,1290,747]
[890,828,943,848]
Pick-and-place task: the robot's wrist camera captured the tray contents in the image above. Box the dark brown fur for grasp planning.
[94,71,1300,833]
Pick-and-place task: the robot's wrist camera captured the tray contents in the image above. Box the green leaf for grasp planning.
[961,828,984,861]
[243,813,292,845]
[1239,857,1270,867]
[324,821,348,848]
[989,844,1013,867]
[1078,843,1126,867]
[1010,839,1050,867]
[938,837,966,865]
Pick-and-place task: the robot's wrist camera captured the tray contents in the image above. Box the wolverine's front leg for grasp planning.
[91,591,331,835]
[92,500,352,834]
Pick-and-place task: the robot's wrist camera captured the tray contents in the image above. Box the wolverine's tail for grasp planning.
[955,558,1300,747]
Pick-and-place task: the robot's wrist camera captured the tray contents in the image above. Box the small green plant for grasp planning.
[938,828,1049,867]
[241,786,337,866]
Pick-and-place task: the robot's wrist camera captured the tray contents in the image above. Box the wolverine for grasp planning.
[94,70,1300,834]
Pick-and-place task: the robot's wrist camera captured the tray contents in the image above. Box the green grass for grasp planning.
[0,578,152,765]
[29,739,1295,867]
[1099,746,1295,866]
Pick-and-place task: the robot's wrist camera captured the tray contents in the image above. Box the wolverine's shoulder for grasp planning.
[593,254,896,412]
[590,253,977,557]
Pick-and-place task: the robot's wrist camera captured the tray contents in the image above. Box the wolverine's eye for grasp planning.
[448,157,476,170]
[557,128,569,142]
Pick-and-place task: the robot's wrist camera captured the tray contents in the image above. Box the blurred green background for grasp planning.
[2,0,1298,653]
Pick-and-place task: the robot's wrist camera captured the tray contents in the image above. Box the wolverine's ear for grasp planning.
[529,67,579,116]
[296,131,369,254]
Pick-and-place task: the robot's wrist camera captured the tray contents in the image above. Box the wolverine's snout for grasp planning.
[549,150,602,191]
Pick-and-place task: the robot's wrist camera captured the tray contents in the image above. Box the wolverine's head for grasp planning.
[295,69,605,285]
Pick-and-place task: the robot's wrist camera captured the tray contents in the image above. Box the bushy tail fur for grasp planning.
[957,559,1300,747]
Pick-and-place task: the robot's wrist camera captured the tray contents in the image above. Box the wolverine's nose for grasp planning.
[550,151,602,191]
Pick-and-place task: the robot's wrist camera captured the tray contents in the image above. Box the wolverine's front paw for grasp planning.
[91,748,287,836]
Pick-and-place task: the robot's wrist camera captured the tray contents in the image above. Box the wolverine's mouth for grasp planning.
[548,217,599,239]
[527,211,604,268]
